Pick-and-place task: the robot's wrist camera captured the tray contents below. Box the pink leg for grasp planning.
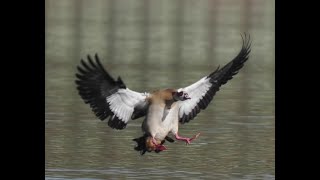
[152,137,167,151]
[175,132,201,145]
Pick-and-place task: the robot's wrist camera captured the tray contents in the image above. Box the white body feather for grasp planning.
[144,102,179,140]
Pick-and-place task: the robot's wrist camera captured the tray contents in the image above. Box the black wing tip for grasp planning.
[87,52,99,58]
[77,53,101,69]
[240,32,252,53]
[183,33,252,124]
[117,76,127,89]
[207,33,251,79]
[239,33,251,66]
[94,53,99,59]
[79,53,126,89]
[240,32,250,41]
[107,115,127,130]
[208,65,221,78]
[86,53,100,64]
[75,54,123,127]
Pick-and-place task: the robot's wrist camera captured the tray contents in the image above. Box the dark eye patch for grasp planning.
[178,92,183,96]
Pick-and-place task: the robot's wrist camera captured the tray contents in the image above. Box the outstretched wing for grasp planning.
[178,34,251,124]
[75,54,149,129]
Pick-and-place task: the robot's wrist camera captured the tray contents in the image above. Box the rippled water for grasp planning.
[45,0,274,179]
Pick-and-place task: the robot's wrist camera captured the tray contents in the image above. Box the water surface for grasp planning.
[45,0,274,179]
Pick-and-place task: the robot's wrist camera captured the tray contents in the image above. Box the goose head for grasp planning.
[172,91,191,101]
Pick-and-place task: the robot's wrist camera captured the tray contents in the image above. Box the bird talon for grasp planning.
[191,132,201,141]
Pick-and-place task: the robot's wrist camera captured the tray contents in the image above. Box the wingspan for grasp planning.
[75,54,149,129]
[178,34,251,123]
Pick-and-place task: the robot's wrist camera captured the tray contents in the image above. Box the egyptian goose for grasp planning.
[75,34,251,155]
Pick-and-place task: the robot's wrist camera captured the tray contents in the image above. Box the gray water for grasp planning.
[45,0,274,179]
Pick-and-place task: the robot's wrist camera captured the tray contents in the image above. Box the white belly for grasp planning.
[145,102,179,140]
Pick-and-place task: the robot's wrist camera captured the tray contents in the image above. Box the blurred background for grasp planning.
[45,0,274,179]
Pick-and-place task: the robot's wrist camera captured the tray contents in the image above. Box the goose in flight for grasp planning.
[75,34,251,155]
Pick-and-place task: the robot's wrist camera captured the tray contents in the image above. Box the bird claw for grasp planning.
[185,139,191,145]
[176,132,201,145]
[155,144,167,151]
[152,138,167,151]
[191,132,201,140]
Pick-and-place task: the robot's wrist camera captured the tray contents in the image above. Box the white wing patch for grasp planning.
[107,88,149,123]
[178,77,212,118]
